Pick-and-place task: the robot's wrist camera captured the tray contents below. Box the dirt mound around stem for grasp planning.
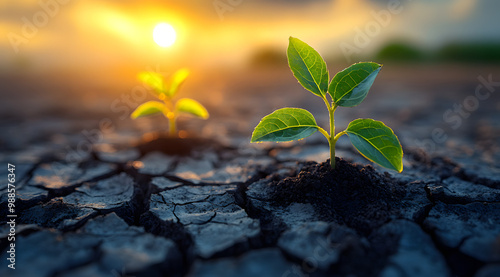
[136,136,228,156]
[271,157,405,235]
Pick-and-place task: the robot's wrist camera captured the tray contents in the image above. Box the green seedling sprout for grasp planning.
[251,37,403,172]
[131,68,209,137]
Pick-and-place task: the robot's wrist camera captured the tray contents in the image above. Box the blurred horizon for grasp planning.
[2,0,500,75]
[1,0,499,123]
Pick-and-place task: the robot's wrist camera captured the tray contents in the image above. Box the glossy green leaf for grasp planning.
[175,98,209,119]
[328,62,381,107]
[138,72,166,99]
[287,37,329,98]
[167,68,190,98]
[251,108,319,143]
[131,101,167,119]
[346,118,403,172]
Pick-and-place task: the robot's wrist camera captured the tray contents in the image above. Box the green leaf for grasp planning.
[167,68,190,98]
[329,62,381,107]
[131,101,167,119]
[138,72,166,99]
[287,37,329,98]
[251,108,319,143]
[175,98,209,119]
[346,118,403,172]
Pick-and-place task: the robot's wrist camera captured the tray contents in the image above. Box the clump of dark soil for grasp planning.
[272,157,405,235]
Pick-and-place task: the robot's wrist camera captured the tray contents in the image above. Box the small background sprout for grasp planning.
[131,68,209,137]
[251,37,403,172]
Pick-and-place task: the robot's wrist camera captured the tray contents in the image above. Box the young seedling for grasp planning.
[251,37,403,172]
[131,68,209,137]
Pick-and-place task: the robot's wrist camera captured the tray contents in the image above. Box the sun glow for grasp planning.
[153,23,177,47]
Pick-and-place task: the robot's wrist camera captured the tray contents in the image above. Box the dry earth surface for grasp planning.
[0,64,499,276]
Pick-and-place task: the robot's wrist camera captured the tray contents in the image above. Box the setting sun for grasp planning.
[153,23,177,47]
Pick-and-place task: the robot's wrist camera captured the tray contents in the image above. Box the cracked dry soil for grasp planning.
[1,136,499,277]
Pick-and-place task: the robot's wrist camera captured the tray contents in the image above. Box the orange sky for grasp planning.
[1,0,498,74]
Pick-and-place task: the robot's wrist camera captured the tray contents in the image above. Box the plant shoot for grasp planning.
[131,69,209,137]
[251,37,403,172]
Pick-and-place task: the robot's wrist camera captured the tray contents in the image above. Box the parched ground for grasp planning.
[0,64,499,276]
